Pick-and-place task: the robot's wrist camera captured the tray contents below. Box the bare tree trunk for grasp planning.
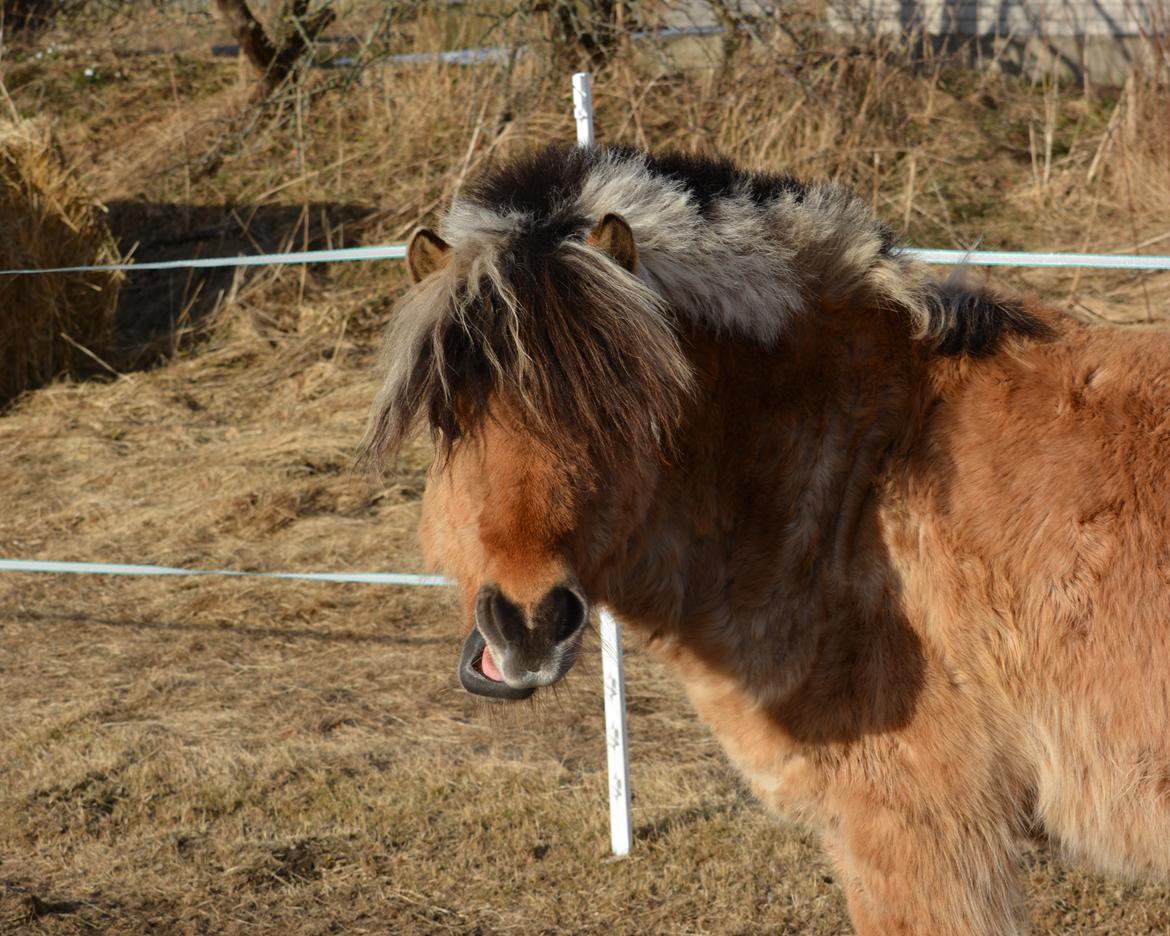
[215,0,279,76]
[705,0,745,80]
[533,0,630,71]
[213,0,336,94]
[2,0,60,34]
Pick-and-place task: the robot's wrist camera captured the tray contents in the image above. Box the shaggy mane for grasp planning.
[362,144,1047,464]
[360,216,692,467]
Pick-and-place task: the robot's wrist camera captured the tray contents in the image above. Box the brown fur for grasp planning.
[367,149,1170,933]
[402,294,1170,933]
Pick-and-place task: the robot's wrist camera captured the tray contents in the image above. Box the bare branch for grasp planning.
[214,0,279,77]
[213,0,336,94]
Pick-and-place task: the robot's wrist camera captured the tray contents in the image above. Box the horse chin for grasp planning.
[457,626,578,701]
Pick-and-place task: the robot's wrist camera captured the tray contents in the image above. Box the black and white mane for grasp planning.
[362,144,1044,463]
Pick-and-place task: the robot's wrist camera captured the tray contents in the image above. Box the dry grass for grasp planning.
[0,285,851,935]
[0,118,121,405]
[2,3,1170,933]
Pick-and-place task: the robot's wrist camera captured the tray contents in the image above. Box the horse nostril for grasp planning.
[487,587,526,643]
[547,586,587,644]
[480,583,588,650]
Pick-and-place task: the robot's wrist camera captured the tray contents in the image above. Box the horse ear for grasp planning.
[407,228,451,283]
[587,213,638,273]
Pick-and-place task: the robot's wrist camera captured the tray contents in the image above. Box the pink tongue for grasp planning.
[480,643,503,682]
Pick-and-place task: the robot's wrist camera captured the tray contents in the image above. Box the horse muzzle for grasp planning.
[458,582,588,700]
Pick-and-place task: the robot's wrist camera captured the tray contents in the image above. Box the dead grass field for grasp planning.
[2,3,1170,933]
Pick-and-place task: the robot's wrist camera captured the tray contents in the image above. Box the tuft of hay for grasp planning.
[0,118,121,406]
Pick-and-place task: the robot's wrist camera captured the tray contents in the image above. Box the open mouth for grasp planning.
[458,627,535,701]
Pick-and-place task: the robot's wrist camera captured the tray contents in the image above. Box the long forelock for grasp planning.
[360,229,694,470]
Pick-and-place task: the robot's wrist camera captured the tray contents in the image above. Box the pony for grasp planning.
[362,143,1170,934]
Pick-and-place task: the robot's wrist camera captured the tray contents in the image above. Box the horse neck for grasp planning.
[606,299,927,701]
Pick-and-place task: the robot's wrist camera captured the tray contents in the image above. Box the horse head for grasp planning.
[362,162,694,699]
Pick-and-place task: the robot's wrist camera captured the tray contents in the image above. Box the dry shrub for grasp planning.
[0,118,122,405]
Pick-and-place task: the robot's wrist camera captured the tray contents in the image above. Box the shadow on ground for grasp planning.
[107,200,377,353]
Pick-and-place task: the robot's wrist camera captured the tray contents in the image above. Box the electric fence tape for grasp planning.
[0,559,447,587]
[2,245,1167,278]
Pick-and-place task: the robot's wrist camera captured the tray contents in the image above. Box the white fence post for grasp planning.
[572,71,595,147]
[572,71,633,858]
[599,607,633,856]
